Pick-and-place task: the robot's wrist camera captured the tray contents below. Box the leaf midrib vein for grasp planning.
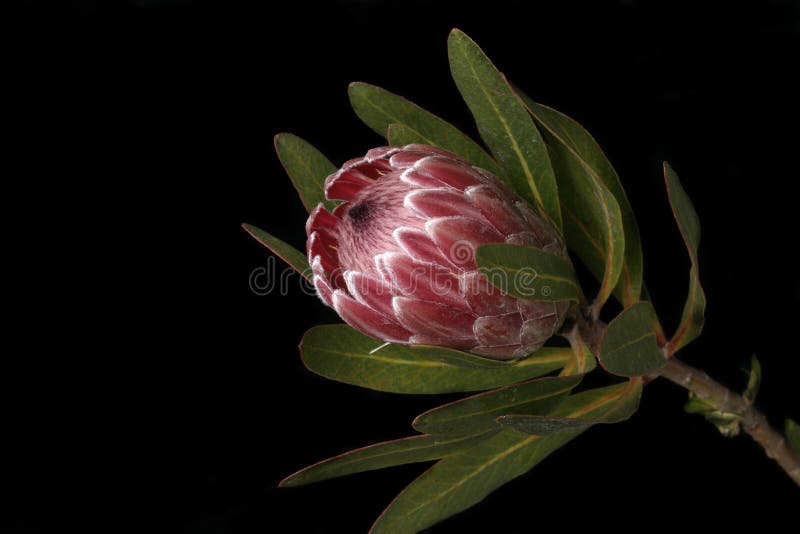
[460,49,542,210]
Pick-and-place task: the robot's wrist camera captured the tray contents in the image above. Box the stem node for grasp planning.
[656,358,800,486]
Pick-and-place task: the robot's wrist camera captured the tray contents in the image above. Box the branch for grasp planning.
[655,357,800,486]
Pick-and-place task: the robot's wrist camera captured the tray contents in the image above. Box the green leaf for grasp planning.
[273,133,337,212]
[663,162,706,355]
[684,391,743,438]
[370,428,578,534]
[300,325,572,394]
[599,302,666,377]
[412,375,582,437]
[447,29,562,230]
[498,416,594,434]
[242,223,310,280]
[641,284,667,345]
[279,432,491,488]
[743,354,761,405]
[348,82,499,173]
[498,379,643,435]
[520,93,642,313]
[684,393,715,415]
[517,93,643,306]
[786,419,800,456]
[550,155,623,313]
[476,243,581,302]
[705,414,742,438]
[386,123,427,147]
[371,379,640,533]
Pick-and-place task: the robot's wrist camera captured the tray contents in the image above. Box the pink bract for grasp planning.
[306,144,570,359]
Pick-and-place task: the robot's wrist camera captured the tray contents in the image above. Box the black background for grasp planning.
[5,1,800,532]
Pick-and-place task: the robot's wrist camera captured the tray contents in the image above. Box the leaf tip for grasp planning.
[241,222,258,238]
[447,28,471,50]
[298,325,323,365]
[347,80,365,92]
[277,474,298,488]
[273,131,292,152]
[348,81,380,100]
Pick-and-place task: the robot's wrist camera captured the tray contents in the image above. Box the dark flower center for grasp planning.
[335,176,421,275]
[347,200,374,229]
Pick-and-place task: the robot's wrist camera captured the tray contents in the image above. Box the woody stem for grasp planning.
[654,357,800,486]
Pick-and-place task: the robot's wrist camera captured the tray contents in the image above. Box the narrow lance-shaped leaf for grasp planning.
[371,428,578,534]
[412,375,582,437]
[515,93,627,311]
[447,29,562,230]
[664,162,706,355]
[371,380,640,533]
[476,243,582,303]
[599,301,666,377]
[274,133,337,212]
[242,223,310,280]
[300,325,572,394]
[517,92,643,306]
[348,82,499,173]
[552,152,623,314]
[279,432,493,488]
[498,379,643,435]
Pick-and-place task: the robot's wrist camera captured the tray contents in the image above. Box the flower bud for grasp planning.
[306,144,570,359]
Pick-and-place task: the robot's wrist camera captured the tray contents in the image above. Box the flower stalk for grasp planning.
[655,357,800,486]
[575,307,800,486]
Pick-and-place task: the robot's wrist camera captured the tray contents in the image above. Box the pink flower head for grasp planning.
[306,144,570,359]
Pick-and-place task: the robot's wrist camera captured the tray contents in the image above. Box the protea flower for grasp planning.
[306,144,571,359]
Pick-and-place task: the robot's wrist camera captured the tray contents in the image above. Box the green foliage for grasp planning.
[683,356,762,438]
[683,391,742,437]
[663,162,706,354]
[386,123,427,147]
[683,393,716,415]
[743,355,761,405]
[476,243,582,302]
[370,428,577,533]
[300,325,572,394]
[447,29,562,230]
[412,375,582,437]
[518,92,635,310]
[241,223,310,279]
[497,379,642,434]
[251,27,757,534]
[348,82,499,173]
[279,432,491,488]
[371,381,641,533]
[599,302,666,376]
[273,133,337,212]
